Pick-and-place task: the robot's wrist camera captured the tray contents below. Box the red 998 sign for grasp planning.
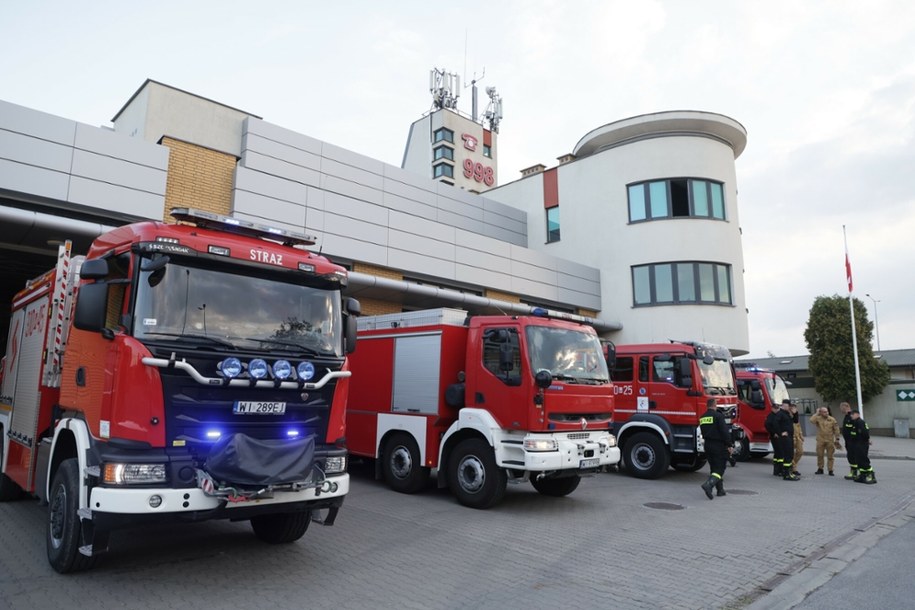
[463,159,494,186]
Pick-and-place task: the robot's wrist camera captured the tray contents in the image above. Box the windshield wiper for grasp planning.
[242,337,332,356]
[141,332,236,349]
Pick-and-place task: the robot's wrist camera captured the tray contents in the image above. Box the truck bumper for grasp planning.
[87,474,349,528]
[499,433,621,472]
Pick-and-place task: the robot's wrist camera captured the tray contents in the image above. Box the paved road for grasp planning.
[1,456,913,609]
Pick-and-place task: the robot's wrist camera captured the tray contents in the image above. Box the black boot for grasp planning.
[773,461,781,476]
[715,479,726,497]
[782,465,799,481]
[701,476,715,500]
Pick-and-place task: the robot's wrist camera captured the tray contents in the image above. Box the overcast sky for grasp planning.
[3,1,914,357]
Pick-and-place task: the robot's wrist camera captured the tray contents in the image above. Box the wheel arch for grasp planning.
[437,416,493,490]
[615,416,672,448]
[47,418,92,506]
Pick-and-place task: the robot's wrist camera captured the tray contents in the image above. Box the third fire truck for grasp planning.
[732,363,793,460]
[609,341,740,479]
[346,308,620,509]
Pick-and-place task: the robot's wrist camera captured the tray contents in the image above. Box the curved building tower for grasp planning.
[486,111,749,355]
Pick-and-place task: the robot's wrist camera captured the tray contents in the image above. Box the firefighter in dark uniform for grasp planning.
[850,410,877,484]
[764,402,781,476]
[840,402,858,480]
[699,398,734,500]
[775,400,800,480]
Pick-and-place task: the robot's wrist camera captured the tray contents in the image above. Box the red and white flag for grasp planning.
[845,251,854,293]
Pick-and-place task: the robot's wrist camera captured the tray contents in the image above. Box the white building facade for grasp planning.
[484,111,750,354]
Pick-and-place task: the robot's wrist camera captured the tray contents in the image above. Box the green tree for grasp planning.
[804,295,890,405]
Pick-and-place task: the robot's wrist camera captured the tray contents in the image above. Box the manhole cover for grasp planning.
[644,502,686,510]
[724,489,758,495]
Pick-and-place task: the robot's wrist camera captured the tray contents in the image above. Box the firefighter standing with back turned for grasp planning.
[775,400,800,480]
[699,398,734,500]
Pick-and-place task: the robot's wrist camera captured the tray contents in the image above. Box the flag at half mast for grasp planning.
[845,250,854,293]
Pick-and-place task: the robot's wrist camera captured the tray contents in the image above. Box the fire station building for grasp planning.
[0,79,749,355]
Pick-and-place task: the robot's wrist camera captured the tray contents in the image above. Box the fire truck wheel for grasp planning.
[47,458,98,573]
[531,475,581,497]
[622,432,670,479]
[251,511,311,544]
[733,437,751,462]
[382,433,430,494]
[448,438,507,509]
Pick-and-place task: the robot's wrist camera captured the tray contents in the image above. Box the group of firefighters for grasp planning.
[699,398,877,500]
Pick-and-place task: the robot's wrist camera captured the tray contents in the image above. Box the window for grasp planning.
[483,143,492,158]
[612,356,634,382]
[482,328,521,385]
[627,178,727,222]
[546,206,560,243]
[433,163,454,179]
[631,262,733,306]
[433,145,454,161]
[433,127,454,143]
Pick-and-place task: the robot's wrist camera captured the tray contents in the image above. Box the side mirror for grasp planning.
[604,341,616,371]
[499,342,514,372]
[345,297,361,316]
[535,369,553,389]
[80,258,109,279]
[678,358,693,388]
[345,315,357,354]
[74,282,109,332]
[750,388,765,408]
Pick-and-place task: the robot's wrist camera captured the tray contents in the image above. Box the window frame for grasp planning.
[546,206,561,243]
[627,178,727,223]
[433,127,454,144]
[433,162,454,179]
[631,261,733,307]
[433,145,454,161]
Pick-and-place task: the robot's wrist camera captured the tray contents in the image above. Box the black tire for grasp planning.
[622,432,670,479]
[0,432,22,501]
[733,437,751,462]
[447,438,506,509]
[750,451,770,460]
[531,475,581,497]
[251,511,311,544]
[381,433,430,494]
[47,458,97,573]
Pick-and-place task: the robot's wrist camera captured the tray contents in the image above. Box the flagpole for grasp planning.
[844,225,864,419]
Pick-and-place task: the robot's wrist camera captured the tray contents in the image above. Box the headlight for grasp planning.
[297,361,315,381]
[248,358,269,379]
[324,456,347,474]
[103,463,167,485]
[273,359,292,380]
[603,434,618,448]
[524,438,558,452]
[220,357,242,379]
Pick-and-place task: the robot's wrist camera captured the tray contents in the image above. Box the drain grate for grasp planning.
[644,502,686,510]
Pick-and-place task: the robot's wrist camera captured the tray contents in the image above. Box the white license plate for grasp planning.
[580,458,600,469]
[233,401,286,415]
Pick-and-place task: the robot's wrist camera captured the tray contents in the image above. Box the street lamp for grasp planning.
[865,293,881,352]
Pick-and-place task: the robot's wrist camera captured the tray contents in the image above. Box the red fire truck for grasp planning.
[0,208,360,572]
[609,341,740,479]
[732,363,791,460]
[346,308,620,509]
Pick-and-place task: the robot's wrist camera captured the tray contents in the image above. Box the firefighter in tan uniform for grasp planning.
[809,407,841,475]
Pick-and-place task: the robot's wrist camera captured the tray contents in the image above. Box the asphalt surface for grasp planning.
[0,436,912,609]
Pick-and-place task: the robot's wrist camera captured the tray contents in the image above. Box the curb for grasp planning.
[741,491,915,609]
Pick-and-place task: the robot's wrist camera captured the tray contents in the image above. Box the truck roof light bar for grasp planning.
[170,207,318,247]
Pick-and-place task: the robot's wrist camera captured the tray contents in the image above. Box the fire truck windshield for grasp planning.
[133,260,343,356]
[525,326,609,383]
[765,375,791,405]
[698,359,737,395]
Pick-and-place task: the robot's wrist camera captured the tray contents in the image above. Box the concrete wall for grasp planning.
[0,99,168,221]
[232,117,602,311]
